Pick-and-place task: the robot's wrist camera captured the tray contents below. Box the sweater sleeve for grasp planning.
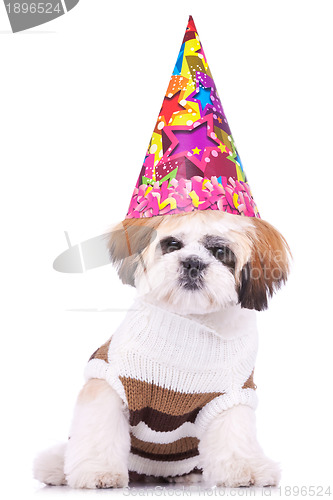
[85,336,129,406]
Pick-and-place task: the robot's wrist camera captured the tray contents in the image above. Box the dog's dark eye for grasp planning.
[209,246,235,267]
[160,237,183,254]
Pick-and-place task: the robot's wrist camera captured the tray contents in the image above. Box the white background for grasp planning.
[1,0,333,498]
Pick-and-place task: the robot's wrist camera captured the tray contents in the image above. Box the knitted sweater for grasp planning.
[85,299,258,478]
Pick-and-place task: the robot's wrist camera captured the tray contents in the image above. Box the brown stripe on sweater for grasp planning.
[242,370,257,390]
[89,339,112,362]
[129,406,201,431]
[131,435,199,455]
[131,446,199,462]
[129,470,169,483]
[120,376,223,416]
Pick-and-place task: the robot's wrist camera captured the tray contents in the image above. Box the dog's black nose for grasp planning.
[181,257,206,276]
[180,257,207,290]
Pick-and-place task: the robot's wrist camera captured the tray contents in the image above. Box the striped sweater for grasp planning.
[85,299,258,479]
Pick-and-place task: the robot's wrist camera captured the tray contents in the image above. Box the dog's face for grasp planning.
[109,211,290,315]
[134,214,247,315]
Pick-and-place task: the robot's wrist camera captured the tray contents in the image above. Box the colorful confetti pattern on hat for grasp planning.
[126,16,260,219]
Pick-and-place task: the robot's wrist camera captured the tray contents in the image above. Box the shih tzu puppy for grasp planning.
[34,209,290,488]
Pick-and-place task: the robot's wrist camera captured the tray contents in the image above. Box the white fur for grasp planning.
[64,379,130,489]
[33,442,67,486]
[135,211,254,315]
[34,212,282,488]
[34,380,130,488]
[199,405,281,487]
[34,388,280,488]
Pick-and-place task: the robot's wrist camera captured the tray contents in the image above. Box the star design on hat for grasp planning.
[187,72,225,119]
[160,115,221,172]
[159,90,186,125]
[187,83,212,115]
[194,84,212,109]
[218,143,227,154]
[126,16,260,221]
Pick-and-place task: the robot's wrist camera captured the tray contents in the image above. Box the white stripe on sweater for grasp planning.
[130,420,198,444]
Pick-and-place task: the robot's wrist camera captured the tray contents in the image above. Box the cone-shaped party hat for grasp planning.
[126,16,260,219]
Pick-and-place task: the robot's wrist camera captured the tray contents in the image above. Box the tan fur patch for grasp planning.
[108,217,164,285]
[238,218,291,310]
[78,379,109,404]
[250,218,291,282]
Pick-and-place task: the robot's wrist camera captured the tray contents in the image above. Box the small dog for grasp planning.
[34,210,290,488]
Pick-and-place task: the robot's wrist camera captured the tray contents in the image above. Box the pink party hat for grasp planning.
[126,16,260,219]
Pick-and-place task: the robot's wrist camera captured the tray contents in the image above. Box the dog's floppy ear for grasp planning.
[108,218,161,286]
[237,219,291,311]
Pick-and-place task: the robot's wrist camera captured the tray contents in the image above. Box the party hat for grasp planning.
[126,16,260,219]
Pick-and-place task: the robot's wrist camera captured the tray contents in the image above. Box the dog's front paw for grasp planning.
[204,455,281,487]
[66,469,129,489]
[250,456,281,487]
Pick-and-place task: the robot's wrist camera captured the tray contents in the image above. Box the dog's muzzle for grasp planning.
[179,256,207,290]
